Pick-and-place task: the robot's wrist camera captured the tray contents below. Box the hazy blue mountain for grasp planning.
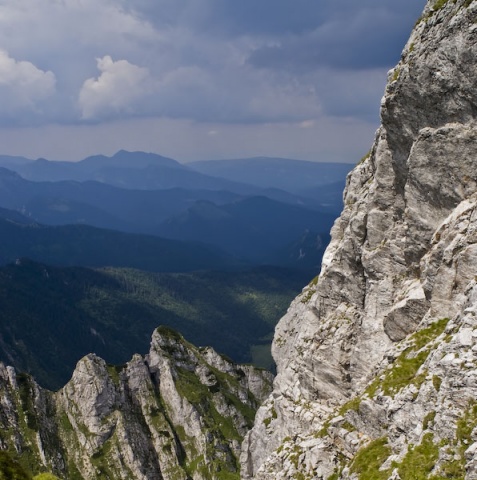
[189,157,354,193]
[0,166,333,232]
[157,196,336,262]
[0,259,312,388]
[0,167,244,231]
[0,151,331,209]
[24,196,131,231]
[0,154,33,168]
[0,208,237,272]
[78,149,183,172]
[86,163,259,192]
[295,179,347,212]
[0,155,346,267]
[3,150,260,194]
[2,150,184,182]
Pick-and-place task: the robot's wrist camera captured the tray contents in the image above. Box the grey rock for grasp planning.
[241,1,477,478]
[0,327,272,479]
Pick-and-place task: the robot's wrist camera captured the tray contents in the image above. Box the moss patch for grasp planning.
[432,375,442,392]
[338,396,361,416]
[367,318,449,398]
[0,451,31,480]
[434,0,451,9]
[349,437,391,480]
[367,350,429,398]
[395,433,439,480]
[423,411,436,430]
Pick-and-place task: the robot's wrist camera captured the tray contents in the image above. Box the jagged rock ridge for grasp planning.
[0,326,272,479]
[241,0,477,478]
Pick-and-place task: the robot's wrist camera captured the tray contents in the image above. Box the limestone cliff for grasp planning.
[0,326,272,479]
[241,0,477,478]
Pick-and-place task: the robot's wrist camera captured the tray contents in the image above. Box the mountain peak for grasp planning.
[79,149,185,171]
[0,327,273,479]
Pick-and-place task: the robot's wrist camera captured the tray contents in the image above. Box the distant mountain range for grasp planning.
[3,150,259,193]
[0,150,351,209]
[0,150,352,268]
[157,196,334,263]
[190,156,353,193]
[0,167,242,231]
[0,207,236,272]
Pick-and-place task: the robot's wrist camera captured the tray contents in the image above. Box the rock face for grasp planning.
[241,0,477,478]
[0,326,273,479]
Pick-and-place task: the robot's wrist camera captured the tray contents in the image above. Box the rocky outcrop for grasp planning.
[241,0,477,478]
[0,326,272,479]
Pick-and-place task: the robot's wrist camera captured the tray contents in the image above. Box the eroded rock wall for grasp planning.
[241,1,477,478]
[0,327,273,479]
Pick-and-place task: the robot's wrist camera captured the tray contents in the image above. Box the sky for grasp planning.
[0,0,425,163]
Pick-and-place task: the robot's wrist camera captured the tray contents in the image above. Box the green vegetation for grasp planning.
[396,434,439,480]
[434,0,453,9]
[105,364,124,386]
[367,318,449,398]
[375,352,428,397]
[338,396,362,416]
[300,274,320,303]
[423,411,436,430]
[456,402,477,444]
[263,407,278,428]
[308,275,319,287]
[33,475,61,480]
[432,375,442,391]
[174,365,242,477]
[341,421,356,432]
[431,459,465,479]
[344,400,477,480]
[415,0,459,26]
[411,318,449,349]
[358,150,372,166]
[348,433,440,480]
[0,452,31,480]
[0,260,311,388]
[169,345,262,479]
[420,402,477,479]
[349,438,391,480]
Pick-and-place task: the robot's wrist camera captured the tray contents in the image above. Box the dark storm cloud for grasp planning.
[247,5,424,71]
[0,0,426,126]
[129,0,423,39]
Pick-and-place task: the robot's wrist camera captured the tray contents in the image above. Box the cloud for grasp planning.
[0,0,425,130]
[79,56,152,120]
[247,6,421,72]
[128,0,423,42]
[0,50,55,118]
[299,120,315,129]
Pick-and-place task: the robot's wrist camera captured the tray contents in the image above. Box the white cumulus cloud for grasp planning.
[0,49,55,114]
[79,56,153,120]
